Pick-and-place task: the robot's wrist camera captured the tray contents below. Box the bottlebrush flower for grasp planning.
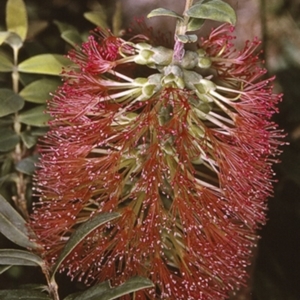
[30,23,284,300]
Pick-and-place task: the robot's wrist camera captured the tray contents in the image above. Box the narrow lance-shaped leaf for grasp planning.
[0,194,41,250]
[186,0,237,25]
[51,212,120,278]
[6,0,28,41]
[18,54,70,75]
[0,265,11,275]
[0,289,51,300]
[0,249,45,268]
[63,292,83,300]
[74,277,154,300]
[66,281,111,300]
[147,8,183,20]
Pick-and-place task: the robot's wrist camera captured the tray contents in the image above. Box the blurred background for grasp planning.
[0,0,299,299]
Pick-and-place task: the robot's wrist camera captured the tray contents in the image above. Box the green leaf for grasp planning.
[0,157,14,178]
[0,194,41,250]
[72,282,111,300]
[0,265,11,275]
[51,212,120,278]
[15,155,38,175]
[0,89,24,117]
[187,17,205,31]
[53,20,83,47]
[19,78,60,103]
[186,0,236,25]
[63,292,83,300]
[0,31,10,45]
[74,277,154,300]
[0,249,44,268]
[18,54,70,75]
[18,105,51,127]
[0,289,51,300]
[30,127,49,137]
[147,8,183,20]
[20,131,38,149]
[6,0,28,41]
[0,174,18,188]
[61,30,83,47]
[0,52,13,72]
[0,128,19,152]
[83,10,108,28]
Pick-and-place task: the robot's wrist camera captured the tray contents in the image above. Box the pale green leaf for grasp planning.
[20,131,38,149]
[0,289,51,299]
[61,30,83,47]
[18,105,51,127]
[15,155,38,175]
[51,212,120,278]
[53,20,83,46]
[19,78,60,103]
[74,277,154,300]
[0,249,44,268]
[186,0,236,25]
[18,54,70,75]
[0,194,41,250]
[6,0,28,41]
[0,89,24,117]
[0,32,10,45]
[147,8,183,20]
[83,11,108,28]
[0,128,19,152]
[187,17,205,31]
[0,52,13,72]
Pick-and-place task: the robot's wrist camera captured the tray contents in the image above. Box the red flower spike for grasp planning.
[30,24,284,299]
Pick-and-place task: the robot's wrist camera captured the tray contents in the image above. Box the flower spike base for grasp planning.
[30,18,284,300]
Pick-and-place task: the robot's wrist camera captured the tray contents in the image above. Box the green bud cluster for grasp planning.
[131,43,216,118]
[134,43,212,70]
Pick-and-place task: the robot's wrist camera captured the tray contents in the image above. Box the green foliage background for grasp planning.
[0,0,299,299]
